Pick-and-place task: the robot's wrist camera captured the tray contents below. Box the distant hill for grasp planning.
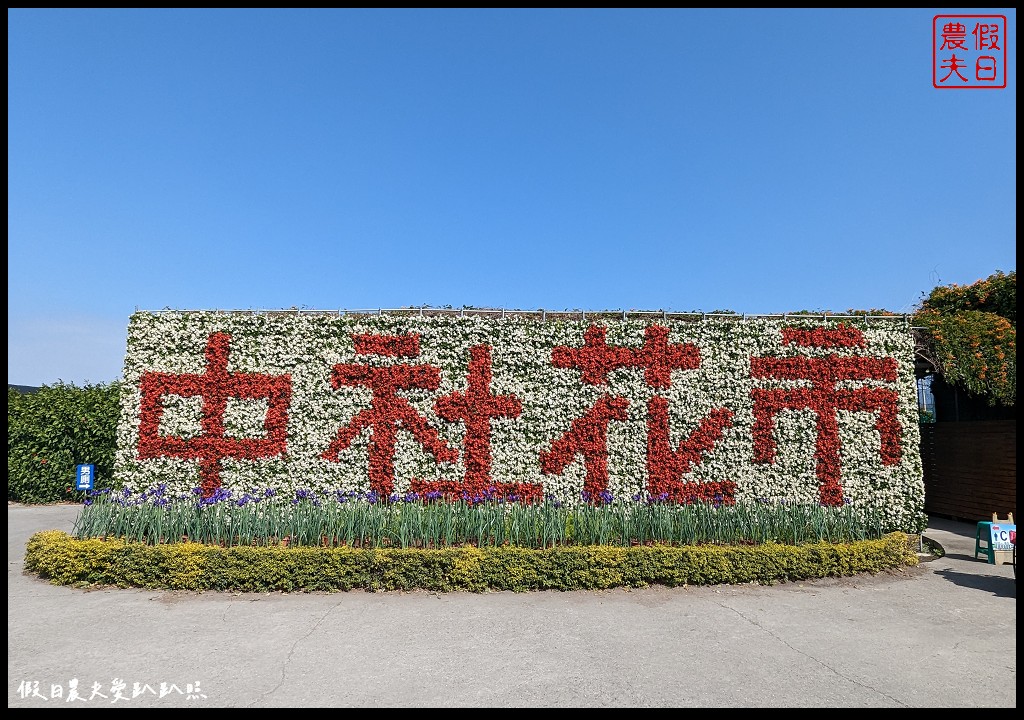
[8,384,40,394]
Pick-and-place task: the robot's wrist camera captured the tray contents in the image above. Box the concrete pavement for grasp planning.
[7,503,1016,708]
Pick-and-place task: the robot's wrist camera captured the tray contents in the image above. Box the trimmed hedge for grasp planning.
[8,382,121,504]
[24,530,919,593]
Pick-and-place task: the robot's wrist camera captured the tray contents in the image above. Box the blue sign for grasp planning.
[75,464,95,491]
[990,524,1016,552]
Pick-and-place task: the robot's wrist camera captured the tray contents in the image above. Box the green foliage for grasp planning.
[24,530,919,592]
[7,382,122,503]
[914,271,1016,406]
[917,269,1015,323]
[73,494,904,548]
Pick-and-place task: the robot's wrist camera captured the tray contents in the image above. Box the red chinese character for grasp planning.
[544,325,731,503]
[939,54,969,83]
[646,397,734,503]
[939,21,968,50]
[972,22,1000,50]
[137,333,292,499]
[433,345,529,497]
[976,56,998,81]
[750,325,901,506]
[552,324,700,388]
[539,395,630,500]
[321,334,458,497]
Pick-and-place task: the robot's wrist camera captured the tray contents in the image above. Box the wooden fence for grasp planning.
[919,420,1016,522]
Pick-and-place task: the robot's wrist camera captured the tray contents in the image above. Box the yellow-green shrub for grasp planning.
[24,531,918,593]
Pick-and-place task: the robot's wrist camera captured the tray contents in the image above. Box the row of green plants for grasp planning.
[25,528,919,592]
[74,486,890,550]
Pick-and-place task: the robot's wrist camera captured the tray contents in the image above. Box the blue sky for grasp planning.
[8,8,1017,387]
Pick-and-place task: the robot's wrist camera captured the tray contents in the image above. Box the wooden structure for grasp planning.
[920,420,1017,522]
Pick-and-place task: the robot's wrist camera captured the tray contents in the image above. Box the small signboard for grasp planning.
[990,523,1016,551]
[75,464,95,492]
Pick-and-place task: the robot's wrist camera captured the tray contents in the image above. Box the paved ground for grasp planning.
[7,503,1016,708]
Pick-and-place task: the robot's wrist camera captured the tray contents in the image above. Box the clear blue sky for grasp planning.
[8,8,1017,387]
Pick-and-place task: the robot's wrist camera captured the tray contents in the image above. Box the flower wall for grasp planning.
[114,311,926,531]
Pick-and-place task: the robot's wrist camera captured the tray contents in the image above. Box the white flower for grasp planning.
[113,311,925,529]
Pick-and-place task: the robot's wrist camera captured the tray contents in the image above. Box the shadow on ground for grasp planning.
[932,567,1016,598]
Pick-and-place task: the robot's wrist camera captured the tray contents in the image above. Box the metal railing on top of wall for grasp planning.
[136,307,914,325]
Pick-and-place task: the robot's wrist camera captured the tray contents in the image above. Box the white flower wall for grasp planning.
[114,311,926,531]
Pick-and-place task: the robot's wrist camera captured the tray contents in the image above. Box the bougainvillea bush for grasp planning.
[113,311,927,533]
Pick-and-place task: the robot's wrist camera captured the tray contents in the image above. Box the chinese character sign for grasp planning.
[934,15,1007,88]
[75,464,95,491]
[114,312,925,529]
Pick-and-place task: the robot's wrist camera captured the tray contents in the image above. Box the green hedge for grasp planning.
[24,530,919,593]
[7,382,121,504]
